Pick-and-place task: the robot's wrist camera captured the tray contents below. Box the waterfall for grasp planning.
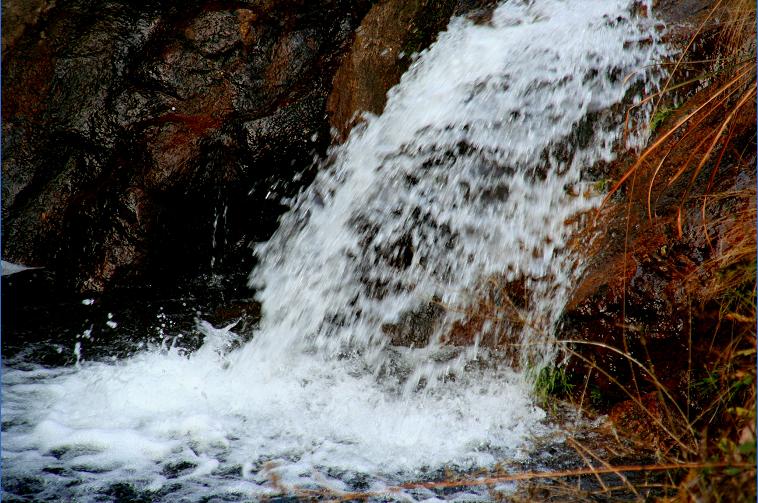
[244,0,662,386]
[2,1,665,500]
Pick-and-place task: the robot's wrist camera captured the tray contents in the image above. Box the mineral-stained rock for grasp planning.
[3,0,495,298]
[326,0,497,139]
[1,0,56,55]
[2,0,375,296]
[556,4,757,436]
[558,78,756,408]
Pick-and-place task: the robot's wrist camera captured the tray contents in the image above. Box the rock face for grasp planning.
[1,0,55,54]
[3,0,495,297]
[326,0,457,139]
[558,77,756,408]
[327,0,496,139]
[553,3,756,453]
[3,0,375,295]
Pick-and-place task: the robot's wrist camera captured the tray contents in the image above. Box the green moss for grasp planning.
[589,386,605,408]
[533,365,574,404]
[649,106,675,134]
[592,178,613,193]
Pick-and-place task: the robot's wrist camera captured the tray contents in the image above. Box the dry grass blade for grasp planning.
[561,347,696,455]
[668,83,757,191]
[304,462,754,501]
[544,1,755,500]
[565,436,642,498]
[623,71,725,144]
[643,76,748,218]
[700,122,739,249]
[600,62,753,210]
[560,339,696,439]
[651,0,725,115]
[397,462,754,490]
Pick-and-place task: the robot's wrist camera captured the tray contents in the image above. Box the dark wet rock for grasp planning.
[607,391,671,447]
[555,3,757,430]
[1,0,55,54]
[444,275,530,353]
[383,300,445,347]
[655,0,713,23]
[2,0,376,296]
[242,92,326,168]
[3,0,495,298]
[559,77,756,409]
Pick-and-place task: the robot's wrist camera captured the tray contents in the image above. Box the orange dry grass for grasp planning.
[572,1,757,499]
[605,0,756,236]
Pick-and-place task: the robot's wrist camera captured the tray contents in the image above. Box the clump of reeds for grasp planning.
[608,0,756,227]
[562,0,758,499]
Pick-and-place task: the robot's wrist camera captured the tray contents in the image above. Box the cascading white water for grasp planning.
[2,1,666,500]
[245,0,661,385]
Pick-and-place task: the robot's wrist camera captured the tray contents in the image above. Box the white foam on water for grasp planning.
[2,1,666,500]
[3,333,543,500]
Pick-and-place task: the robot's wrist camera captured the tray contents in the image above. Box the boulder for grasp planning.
[3,0,495,298]
[2,0,374,296]
[327,0,497,139]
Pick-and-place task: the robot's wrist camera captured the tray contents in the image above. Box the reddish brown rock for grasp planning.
[1,0,55,54]
[3,0,495,298]
[2,0,375,296]
[559,72,756,409]
[326,0,496,139]
[607,392,672,449]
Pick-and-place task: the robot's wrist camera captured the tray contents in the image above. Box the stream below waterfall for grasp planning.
[2,0,667,500]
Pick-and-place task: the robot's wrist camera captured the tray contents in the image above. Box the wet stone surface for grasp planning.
[2,0,492,299]
[2,268,260,366]
[2,0,375,295]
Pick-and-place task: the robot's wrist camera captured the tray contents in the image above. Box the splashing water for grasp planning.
[2,1,666,500]
[246,0,663,387]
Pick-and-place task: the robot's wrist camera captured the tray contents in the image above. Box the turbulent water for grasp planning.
[2,1,666,500]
